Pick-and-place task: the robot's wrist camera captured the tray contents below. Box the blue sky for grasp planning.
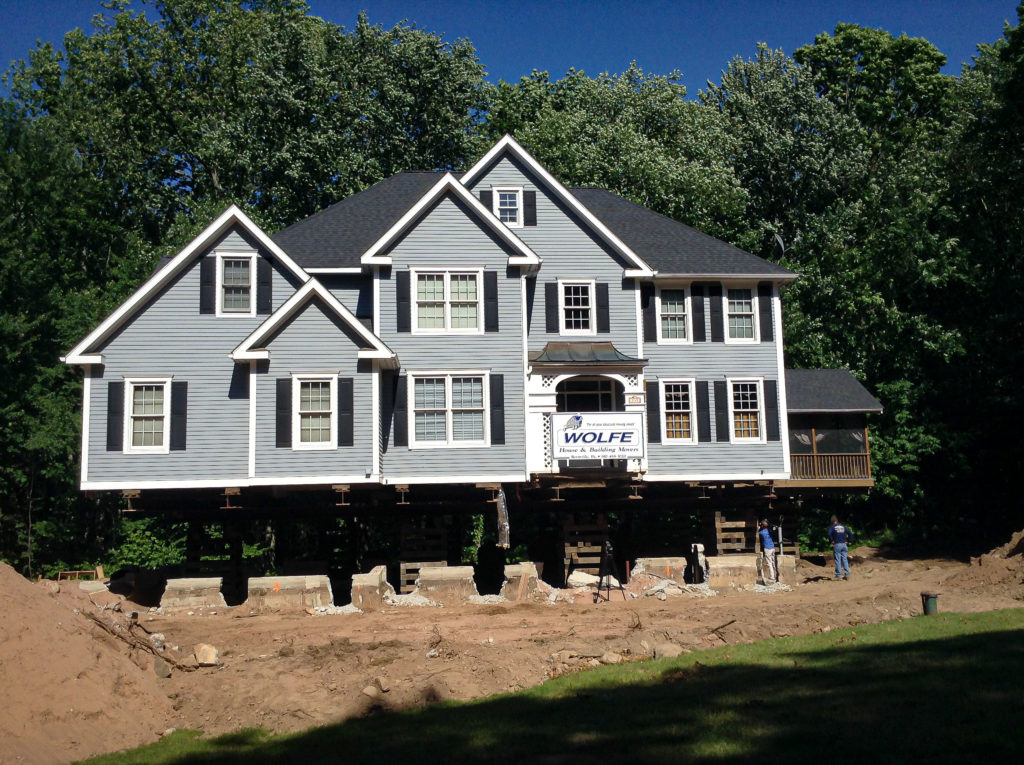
[1,0,1019,96]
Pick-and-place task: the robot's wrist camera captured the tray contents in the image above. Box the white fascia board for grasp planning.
[64,205,310,364]
[231,279,395,362]
[360,173,539,267]
[381,473,529,486]
[653,272,798,282]
[82,475,378,491]
[641,472,791,483]
[306,267,364,274]
[461,135,654,277]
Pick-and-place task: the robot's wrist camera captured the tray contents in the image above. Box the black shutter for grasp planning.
[714,380,730,442]
[106,381,124,451]
[596,283,610,333]
[545,282,559,333]
[692,285,707,342]
[170,381,187,451]
[478,189,493,210]
[228,364,249,399]
[641,283,656,343]
[199,257,215,314]
[484,271,499,332]
[696,381,712,443]
[709,283,724,342]
[645,380,660,443]
[337,377,354,447]
[758,282,774,341]
[393,375,408,447]
[275,378,291,448]
[257,257,273,314]
[524,190,537,226]
[764,379,780,441]
[396,271,411,333]
[490,374,505,445]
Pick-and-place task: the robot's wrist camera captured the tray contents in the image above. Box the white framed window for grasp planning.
[412,269,483,333]
[124,377,171,454]
[724,287,758,343]
[559,279,596,335]
[661,378,696,444]
[216,252,256,317]
[292,374,337,450]
[656,286,692,344]
[409,371,489,448]
[727,377,765,443]
[492,187,523,228]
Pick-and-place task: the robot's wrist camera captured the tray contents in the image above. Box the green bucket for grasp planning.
[921,591,939,615]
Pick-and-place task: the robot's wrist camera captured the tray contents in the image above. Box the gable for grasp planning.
[384,192,519,263]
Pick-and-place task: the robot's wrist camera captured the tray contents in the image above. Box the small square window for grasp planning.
[216,253,256,316]
[491,187,523,228]
[560,281,594,335]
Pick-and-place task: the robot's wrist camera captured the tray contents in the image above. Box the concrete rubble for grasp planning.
[193,643,220,667]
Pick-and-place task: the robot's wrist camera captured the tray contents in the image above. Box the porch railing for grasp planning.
[791,453,871,480]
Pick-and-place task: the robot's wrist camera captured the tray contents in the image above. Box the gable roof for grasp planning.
[273,173,442,270]
[462,135,655,277]
[64,205,309,365]
[785,369,883,414]
[231,279,396,366]
[571,188,795,279]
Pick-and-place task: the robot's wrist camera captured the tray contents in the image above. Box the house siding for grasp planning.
[377,193,526,480]
[86,226,302,484]
[254,299,373,478]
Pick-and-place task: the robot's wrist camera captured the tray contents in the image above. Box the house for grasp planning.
[63,136,880,577]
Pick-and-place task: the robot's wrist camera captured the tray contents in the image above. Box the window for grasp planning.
[293,375,336,450]
[560,280,595,335]
[124,378,170,453]
[657,287,690,343]
[410,372,488,447]
[492,187,523,228]
[216,253,256,317]
[413,270,482,333]
[661,379,696,443]
[729,379,764,442]
[726,288,757,342]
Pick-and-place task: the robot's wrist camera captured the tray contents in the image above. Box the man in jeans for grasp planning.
[758,519,777,584]
[828,515,853,580]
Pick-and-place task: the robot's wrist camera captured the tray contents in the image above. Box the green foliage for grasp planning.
[104,517,187,571]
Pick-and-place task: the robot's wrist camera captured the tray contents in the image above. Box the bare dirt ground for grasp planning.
[3,533,1023,765]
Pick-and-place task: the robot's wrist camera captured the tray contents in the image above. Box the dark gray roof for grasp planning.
[570,187,794,278]
[529,342,647,367]
[786,369,883,413]
[272,173,445,268]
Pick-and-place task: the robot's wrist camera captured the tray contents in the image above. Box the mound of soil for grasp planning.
[0,563,172,764]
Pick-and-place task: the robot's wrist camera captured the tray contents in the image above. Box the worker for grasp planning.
[828,515,853,580]
[759,519,777,584]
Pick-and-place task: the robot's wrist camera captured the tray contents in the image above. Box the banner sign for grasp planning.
[550,412,645,459]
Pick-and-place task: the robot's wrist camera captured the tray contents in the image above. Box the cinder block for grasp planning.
[161,578,226,610]
[247,575,333,612]
[351,565,395,611]
[500,562,539,601]
[415,565,478,603]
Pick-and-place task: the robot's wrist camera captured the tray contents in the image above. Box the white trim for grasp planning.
[81,370,91,484]
[292,373,338,451]
[521,276,530,464]
[360,173,540,266]
[373,265,381,336]
[232,279,395,363]
[123,377,172,454]
[726,377,767,444]
[382,473,528,485]
[248,360,256,478]
[723,286,760,345]
[306,267,364,274]
[214,251,257,317]
[656,272,798,281]
[410,268,485,335]
[642,472,791,482]
[655,285,694,345]
[491,186,524,228]
[371,364,381,478]
[557,279,597,336]
[406,370,490,449]
[461,135,654,276]
[773,288,792,475]
[64,205,309,364]
[82,475,379,491]
[634,283,643,356]
[660,378,698,445]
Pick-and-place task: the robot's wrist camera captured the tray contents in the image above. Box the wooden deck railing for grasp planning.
[791,453,871,480]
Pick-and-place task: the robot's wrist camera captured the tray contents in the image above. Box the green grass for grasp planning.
[82,609,1024,764]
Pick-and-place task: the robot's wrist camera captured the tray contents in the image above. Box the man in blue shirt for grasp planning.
[758,519,777,584]
[828,515,853,580]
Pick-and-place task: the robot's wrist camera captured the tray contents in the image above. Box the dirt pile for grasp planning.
[0,563,173,764]
[942,529,1024,592]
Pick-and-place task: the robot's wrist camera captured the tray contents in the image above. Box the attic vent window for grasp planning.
[493,187,523,228]
[215,252,257,316]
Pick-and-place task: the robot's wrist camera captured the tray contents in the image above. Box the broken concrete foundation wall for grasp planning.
[414,565,478,604]
[350,565,395,611]
[246,575,333,613]
[500,562,540,601]
[705,554,797,588]
[160,578,226,610]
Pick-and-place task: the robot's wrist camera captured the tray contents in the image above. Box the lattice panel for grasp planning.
[542,375,557,388]
[543,416,553,468]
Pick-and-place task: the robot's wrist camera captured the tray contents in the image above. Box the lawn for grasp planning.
[82,609,1024,764]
